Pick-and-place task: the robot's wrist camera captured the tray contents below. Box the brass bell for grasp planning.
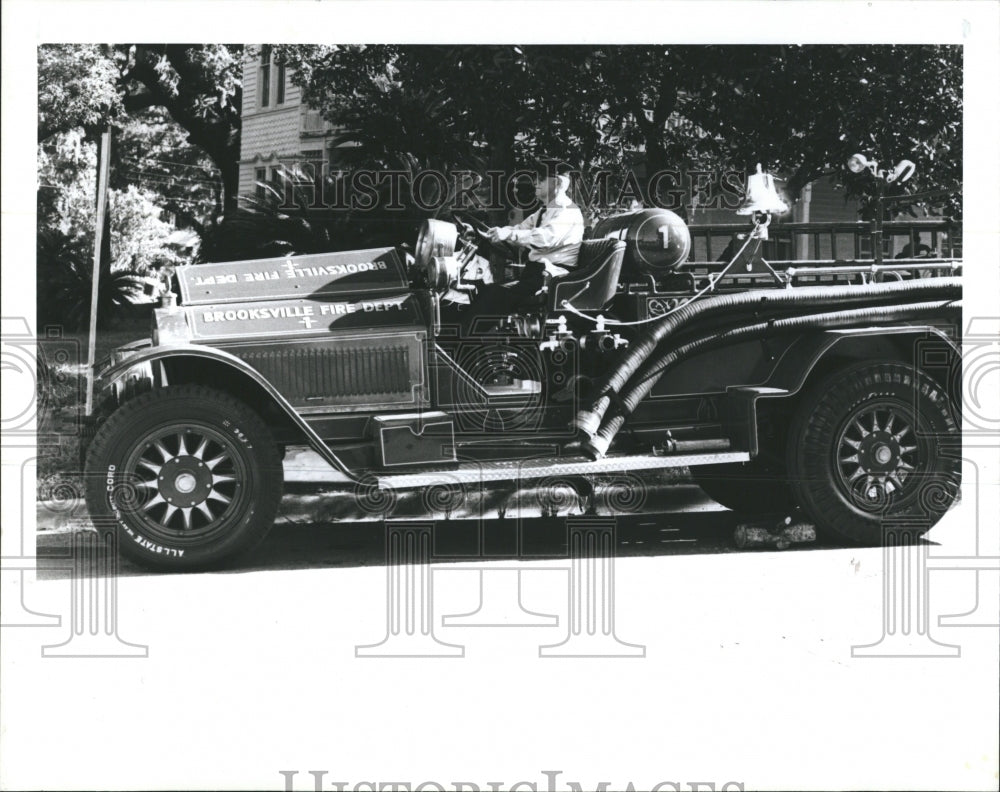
[736,163,789,215]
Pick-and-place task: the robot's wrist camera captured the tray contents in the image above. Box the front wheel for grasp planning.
[787,361,961,544]
[85,385,283,570]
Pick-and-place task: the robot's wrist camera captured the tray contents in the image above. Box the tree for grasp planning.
[37,45,235,328]
[111,107,224,232]
[280,44,962,221]
[117,44,243,212]
[38,44,243,212]
[683,45,962,217]
[37,44,123,142]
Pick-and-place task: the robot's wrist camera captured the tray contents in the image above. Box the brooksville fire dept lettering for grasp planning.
[282,260,389,279]
[192,259,389,288]
[201,300,404,324]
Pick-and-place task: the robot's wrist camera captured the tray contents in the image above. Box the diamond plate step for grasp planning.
[283,446,751,488]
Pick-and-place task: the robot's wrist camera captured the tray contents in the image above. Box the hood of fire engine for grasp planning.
[176,247,408,305]
[158,247,425,346]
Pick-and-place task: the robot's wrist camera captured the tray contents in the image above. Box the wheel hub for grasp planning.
[159,456,213,508]
[857,431,901,473]
[836,404,919,504]
[873,444,893,465]
[174,472,197,494]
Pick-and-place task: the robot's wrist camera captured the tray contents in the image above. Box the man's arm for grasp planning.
[488,208,543,243]
[491,207,577,249]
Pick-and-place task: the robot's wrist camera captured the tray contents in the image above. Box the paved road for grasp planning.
[35,482,834,577]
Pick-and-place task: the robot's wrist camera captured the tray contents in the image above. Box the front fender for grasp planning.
[93,343,361,482]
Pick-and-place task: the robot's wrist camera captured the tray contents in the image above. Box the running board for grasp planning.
[283,447,750,488]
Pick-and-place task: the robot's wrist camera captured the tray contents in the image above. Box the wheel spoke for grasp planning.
[212,473,236,486]
[840,453,859,465]
[161,503,178,525]
[192,437,209,460]
[847,466,866,483]
[154,440,174,462]
[136,478,158,490]
[887,473,906,492]
[852,418,870,438]
[898,444,918,456]
[176,432,189,457]
[180,507,193,531]
[205,453,228,471]
[893,425,911,442]
[842,436,861,450]
[885,412,895,434]
[898,459,915,472]
[137,458,162,475]
[206,489,231,505]
[871,411,881,433]
[195,501,215,522]
[142,493,166,512]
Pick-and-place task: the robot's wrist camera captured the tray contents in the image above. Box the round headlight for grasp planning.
[415,219,458,272]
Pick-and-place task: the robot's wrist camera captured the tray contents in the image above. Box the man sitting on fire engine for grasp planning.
[459,170,584,331]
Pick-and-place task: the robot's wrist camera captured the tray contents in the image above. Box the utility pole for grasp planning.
[84,128,112,417]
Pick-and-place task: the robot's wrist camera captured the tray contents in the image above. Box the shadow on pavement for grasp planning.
[36,484,845,579]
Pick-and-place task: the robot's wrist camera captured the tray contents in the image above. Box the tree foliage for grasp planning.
[38,44,123,142]
[682,45,962,217]
[37,43,242,211]
[37,44,241,328]
[280,44,961,220]
[117,44,243,211]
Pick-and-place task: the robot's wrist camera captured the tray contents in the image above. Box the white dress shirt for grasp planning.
[495,193,584,277]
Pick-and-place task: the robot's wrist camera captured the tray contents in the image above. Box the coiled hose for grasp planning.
[583,298,961,457]
[574,276,962,438]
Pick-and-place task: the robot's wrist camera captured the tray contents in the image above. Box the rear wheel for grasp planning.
[787,361,960,544]
[85,385,283,570]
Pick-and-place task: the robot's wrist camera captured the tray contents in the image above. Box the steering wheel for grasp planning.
[452,211,492,240]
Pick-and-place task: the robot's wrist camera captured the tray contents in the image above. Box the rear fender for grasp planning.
[762,325,961,396]
[730,325,961,456]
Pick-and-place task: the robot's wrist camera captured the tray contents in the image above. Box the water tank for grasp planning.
[592,209,691,276]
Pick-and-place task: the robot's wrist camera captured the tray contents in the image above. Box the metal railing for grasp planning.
[688,219,960,264]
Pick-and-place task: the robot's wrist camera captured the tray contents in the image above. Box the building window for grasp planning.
[299,150,326,206]
[255,166,267,199]
[259,45,272,107]
[276,57,286,105]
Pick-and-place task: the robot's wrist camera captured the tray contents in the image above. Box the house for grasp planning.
[237,46,333,199]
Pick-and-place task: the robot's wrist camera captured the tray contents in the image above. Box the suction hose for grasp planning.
[584,298,961,457]
[574,276,962,438]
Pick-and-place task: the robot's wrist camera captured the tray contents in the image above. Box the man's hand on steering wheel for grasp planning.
[486,226,509,244]
[452,211,492,241]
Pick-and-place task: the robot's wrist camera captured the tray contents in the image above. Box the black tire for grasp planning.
[85,385,283,570]
[692,460,796,515]
[787,361,961,544]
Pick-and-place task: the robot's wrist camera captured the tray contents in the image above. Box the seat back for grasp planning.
[547,238,626,312]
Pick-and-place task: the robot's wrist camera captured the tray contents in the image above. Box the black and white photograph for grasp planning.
[2,1,998,790]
